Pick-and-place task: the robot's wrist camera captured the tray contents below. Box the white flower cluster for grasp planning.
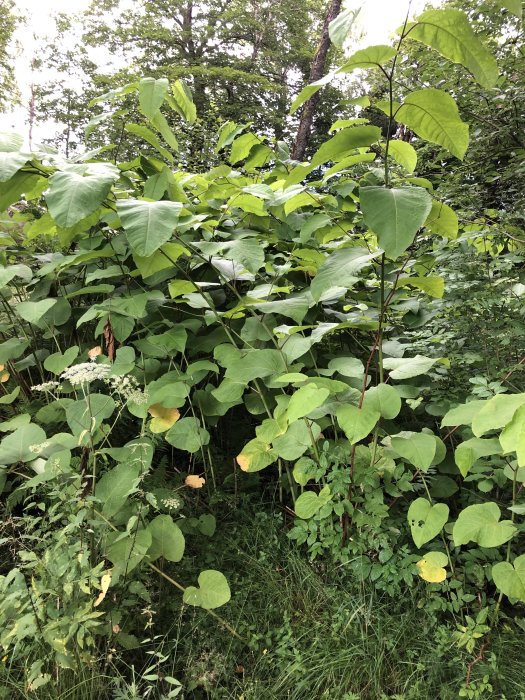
[106,374,148,404]
[61,362,111,386]
[161,496,182,510]
[31,381,61,392]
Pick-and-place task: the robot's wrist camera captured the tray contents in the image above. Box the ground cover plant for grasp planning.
[1,1,525,697]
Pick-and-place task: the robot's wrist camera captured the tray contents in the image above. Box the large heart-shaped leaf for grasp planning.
[107,529,152,575]
[453,502,516,548]
[336,404,380,445]
[362,384,401,419]
[117,199,183,257]
[0,151,30,182]
[0,423,47,464]
[165,417,210,453]
[311,247,379,301]
[405,9,498,88]
[294,486,332,519]
[147,515,185,562]
[95,462,141,517]
[360,186,432,259]
[395,89,469,160]
[46,166,117,228]
[472,392,525,437]
[183,570,231,609]
[408,497,449,548]
[138,77,169,120]
[454,437,502,477]
[311,126,381,167]
[390,432,436,472]
[286,385,330,424]
[492,555,525,602]
[416,551,448,583]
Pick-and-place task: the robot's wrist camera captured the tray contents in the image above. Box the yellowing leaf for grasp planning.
[0,366,9,382]
[88,346,103,360]
[416,551,448,583]
[185,474,205,489]
[148,404,180,433]
[94,571,112,607]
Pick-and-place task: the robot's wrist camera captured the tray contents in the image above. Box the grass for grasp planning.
[2,499,525,699]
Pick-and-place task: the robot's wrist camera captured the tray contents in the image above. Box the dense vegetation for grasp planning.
[1,1,525,698]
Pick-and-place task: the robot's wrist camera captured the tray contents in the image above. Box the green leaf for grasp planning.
[124,124,174,162]
[0,171,40,211]
[150,112,179,151]
[326,7,355,47]
[328,356,364,378]
[170,80,197,124]
[147,515,185,562]
[272,420,321,461]
[183,570,231,609]
[117,199,183,256]
[397,276,445,298]
[295,485,332,519]
[165,417,210,453]
[425,200,459,239]
[336,404,380,445]
[0,423,47,464]
[453,502,516,547]
[472,393,525,437]
[0,152,30,182]
[383,354,438,379]
[360,186,432,259]
[15,299,57,325]
[138,77,169,120]
[0,337,29,364]
[441,400,485,427]
[408,498,449,548]
[236,438,278,472]
[492,555,525,603]
[46,167,117,228]
[390,432,436,471]
[224,349,287,383]
[96,462,141,517]
[66,394,116,439]
[405,9,498,88]
[290,72,335,115]
[311,247,379,301]
[499,404,525,466]
[229,133,262,164]
[133,242,188,279]
[496,0,522,18]
[107,529,152,575]
[339,44,397,72]
[311,126,381,167]
[286,385,330,424]
[43,346,79,375]
[362,384,401,419]
[0,132,24,152]
[455,437,502,477]
[386,140,417,172]
[395,89,469,160]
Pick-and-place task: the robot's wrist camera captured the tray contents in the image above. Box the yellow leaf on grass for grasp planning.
[0,365,9,383]
[185,474,205,489]
[148,404,180,433]
[416,551,448,583]
[94,571,112,607]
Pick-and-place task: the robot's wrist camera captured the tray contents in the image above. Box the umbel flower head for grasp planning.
[61,362,111,386]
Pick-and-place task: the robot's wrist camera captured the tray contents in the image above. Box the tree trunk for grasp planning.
[291,0,342,161]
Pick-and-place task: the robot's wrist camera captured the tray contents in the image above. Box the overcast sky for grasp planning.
[0,0,434,143]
